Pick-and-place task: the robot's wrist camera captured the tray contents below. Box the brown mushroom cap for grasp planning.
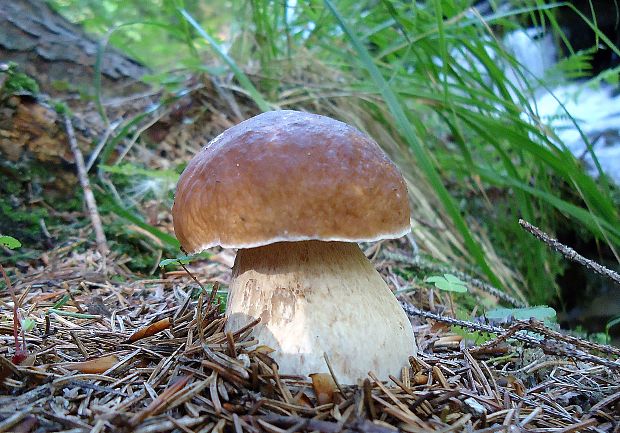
[172,110,410,253]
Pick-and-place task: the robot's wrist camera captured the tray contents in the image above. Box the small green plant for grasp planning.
[21,318,36,332]
[214,290,228,313]
[571,325,610,344]
[425,274,468,293]
[159,251,211,268]
[191,284,229,313]
[1,62,40,95]
[426,273,468,320]
[0,235,21,250]
[452,327,496,346]
[485,306,557,323]
[52,100,72,116]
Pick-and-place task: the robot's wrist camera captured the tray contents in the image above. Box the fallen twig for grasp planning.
[64,114,109,257]
[526,318,620,357]
[401,301,620,369]
[519,219,620,286]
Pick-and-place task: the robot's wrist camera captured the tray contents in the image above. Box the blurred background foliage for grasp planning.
[42,0,619,319]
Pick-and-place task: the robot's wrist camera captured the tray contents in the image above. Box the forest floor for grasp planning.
[1,237,620,433]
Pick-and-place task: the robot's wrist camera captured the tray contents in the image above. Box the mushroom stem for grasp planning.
[224,240,416,384]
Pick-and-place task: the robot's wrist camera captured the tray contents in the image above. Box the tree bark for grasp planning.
[0,0,150,250]
[0,0,148,97]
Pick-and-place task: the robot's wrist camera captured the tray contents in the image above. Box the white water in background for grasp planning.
[503,29,620,184]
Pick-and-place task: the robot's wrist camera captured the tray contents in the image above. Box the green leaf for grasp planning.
[47,309,101,319]
[486,306,557,322]
[425,274,468,293]
[100,164,179,181]
[443,274,465,285]
[159,257,190,267]
[451,327,495,345]
[22,318,36,332]
[159,251,211,268]
[0,235,21,250]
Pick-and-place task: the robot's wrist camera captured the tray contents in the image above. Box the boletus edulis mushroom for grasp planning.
[172,110,417,384]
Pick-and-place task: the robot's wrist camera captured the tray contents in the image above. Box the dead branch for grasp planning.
[64,114,109,257]
[519,219,620,286]
[401,301,620,369]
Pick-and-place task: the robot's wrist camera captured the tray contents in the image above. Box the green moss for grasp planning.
[0,200,49,245]
[0,160,84,263]
[1,63,40,95]
[52,100,72,116]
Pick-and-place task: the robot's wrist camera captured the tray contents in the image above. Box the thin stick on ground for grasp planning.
[519,219,620,286]
[64,114,109,257]
[400,301,620,369]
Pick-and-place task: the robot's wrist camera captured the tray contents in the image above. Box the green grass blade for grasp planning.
[324,0,502,287]
[474,167,620,244]
[102,197,180,248]
[179,8,272,112]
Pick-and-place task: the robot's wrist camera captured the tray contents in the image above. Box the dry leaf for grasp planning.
[295,391,314,408]
[64,354,119,374]
[252,345,275,354]
[431,322,451,333]
[126,317,172,342]
[310,373,336,405]
[506,376,525,397]
[413,373,429,385]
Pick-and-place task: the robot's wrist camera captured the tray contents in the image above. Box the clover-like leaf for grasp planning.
[22,318,36,332]
[425,274,468,293]
[486,306,556,322]
[0,235,21,250]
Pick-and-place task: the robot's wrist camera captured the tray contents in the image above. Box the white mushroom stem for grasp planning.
[224,240,417,384]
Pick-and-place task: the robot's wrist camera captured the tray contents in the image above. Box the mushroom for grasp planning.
[172,110,416,384]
